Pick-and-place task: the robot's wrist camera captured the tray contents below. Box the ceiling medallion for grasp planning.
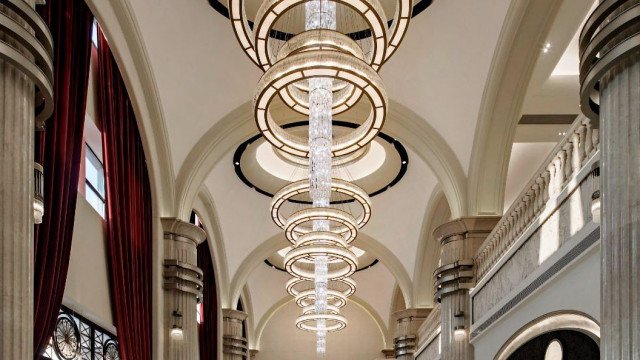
[227,0,413,353]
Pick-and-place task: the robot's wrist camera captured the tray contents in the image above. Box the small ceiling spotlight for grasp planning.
[235,161,240,166]
[170,310,184,341]
[543,42,552,54]
[401,160,407,165]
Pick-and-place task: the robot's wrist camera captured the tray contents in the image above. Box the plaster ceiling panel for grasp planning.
[127,0,262,169]
[246,265,292,328]
[380,0,511,172]
[259,301,384,359]
[205,149,282,279]
[352,263,396,328]
[360,147,437,279]
[504,142,558,211]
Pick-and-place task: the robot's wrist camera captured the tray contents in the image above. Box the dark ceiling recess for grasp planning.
[233,120,409,204]
[264,258,379,273]
[519,114,579,125]
[207,0,434,41]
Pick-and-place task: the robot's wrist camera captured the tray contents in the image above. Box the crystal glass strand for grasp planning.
[307,0,335,355]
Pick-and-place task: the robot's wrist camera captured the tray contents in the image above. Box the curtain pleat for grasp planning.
[97,28,153,360]
[33,1,93,356]
[198,239,218,359]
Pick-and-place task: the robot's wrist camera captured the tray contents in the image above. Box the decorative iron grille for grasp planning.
[42,306,120,360]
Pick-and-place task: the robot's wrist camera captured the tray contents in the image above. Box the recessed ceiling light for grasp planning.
[235,161,240,165]
[543,42,552,54]
[402,160,407,165]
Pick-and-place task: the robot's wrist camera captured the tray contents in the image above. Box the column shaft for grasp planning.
[223,309,248,360]
[162,218,206,360]
[601,52,640,360]
[0,1,36,358]
[433,217,499,360]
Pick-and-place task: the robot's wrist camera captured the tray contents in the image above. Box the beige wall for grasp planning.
[63,195,114,333]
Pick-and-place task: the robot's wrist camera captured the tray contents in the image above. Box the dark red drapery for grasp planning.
[198,239,218,359]
[97,29,153,360]
[33,1,93,356]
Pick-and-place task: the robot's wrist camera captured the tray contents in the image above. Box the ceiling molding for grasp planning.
[193,187,231,308]
[467,0,564,216]
[412,185,448,307]
[384,102,467,219]
[85,0,175,217]
[519,114,578,125]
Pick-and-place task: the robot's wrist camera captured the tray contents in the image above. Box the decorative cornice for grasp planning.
[433,217,501,244]
[223,309,249,322]
[161,217,206,245]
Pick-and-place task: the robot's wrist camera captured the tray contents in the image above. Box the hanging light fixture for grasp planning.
[227,0,414,353]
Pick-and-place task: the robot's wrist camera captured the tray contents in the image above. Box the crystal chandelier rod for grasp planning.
[306,0,336,355]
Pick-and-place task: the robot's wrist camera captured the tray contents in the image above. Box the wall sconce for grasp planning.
[170,310,184,341]
[453,311,466,340]
[33,162,44,224]
[591,190,601,224]
[591,167,600,224]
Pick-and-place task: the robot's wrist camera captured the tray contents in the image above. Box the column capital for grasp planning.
[161,217,206,245]
[433,216,500,244]
[381,349,395,358]
[223,308,249,322]
[393,308,431,359]
[249,349,259,359]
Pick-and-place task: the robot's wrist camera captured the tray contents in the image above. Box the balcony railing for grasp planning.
[474,115,600,281]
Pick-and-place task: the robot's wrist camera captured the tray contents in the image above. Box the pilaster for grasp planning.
[393,308,431,359]
[433,217,499,360]
[223,309,248,360]
[161,218,206,359]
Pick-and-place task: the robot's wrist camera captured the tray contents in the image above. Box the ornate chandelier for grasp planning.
[228,0,413,354]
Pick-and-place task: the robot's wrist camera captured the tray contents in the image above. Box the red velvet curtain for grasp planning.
[198,239,218,359]
[33,1,93,356]
[97,29,153,360]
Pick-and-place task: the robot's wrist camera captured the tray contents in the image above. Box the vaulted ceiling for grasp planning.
[87,0,596,354]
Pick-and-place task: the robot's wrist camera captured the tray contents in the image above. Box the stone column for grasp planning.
[162,218,206,359]
[433,217,499,360]
[0,0,53,358]
[393,308,431,359]
[223,309,249,360]
[579,1,640,358]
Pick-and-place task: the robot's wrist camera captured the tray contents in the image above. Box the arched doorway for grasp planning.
[506,330,599,360]
[494,311,600,360]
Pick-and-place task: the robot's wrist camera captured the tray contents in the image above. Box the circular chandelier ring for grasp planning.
[295,289,348,308]
[255,50,388,158]
[383,0,414,63]
[286,277,356,298]
[296,313,347,332]
[284,244,358,280]
[276,31,366,115]
[284,207,358,244]
[294,231,348,249]
[271,179,371,229]
[253,0,388,71]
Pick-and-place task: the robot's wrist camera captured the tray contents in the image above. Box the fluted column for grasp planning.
[393,308,431,359]
[162,218,206,359]
[579,1,640,358]
[223,309,248,360]
[433,217,499,360]
[0,0,53,358]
